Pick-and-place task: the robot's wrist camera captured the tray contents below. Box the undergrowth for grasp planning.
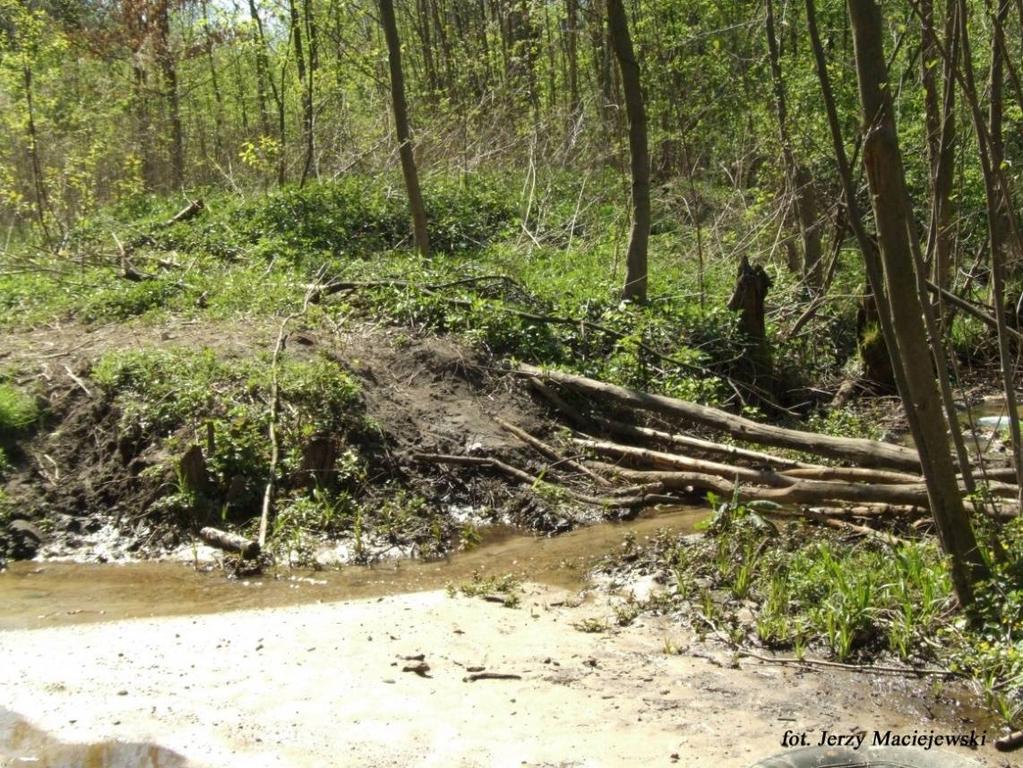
[600,501,1023,728]
[0,173,866,409]
[87,344,456,562]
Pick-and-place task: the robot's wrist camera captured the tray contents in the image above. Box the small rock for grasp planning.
[8,520,44,559]
[402,661,431,677]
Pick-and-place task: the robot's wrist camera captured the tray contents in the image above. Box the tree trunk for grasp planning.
[607,0,649,302]
[154,0,184,189]
[201,0,226,163]
[380,0,431,258]
[290,0,316,185]
[22,64,51,241]
[765,0,822,291]
[246,0,273,139]
[847,0,987,608]
[954,0,1023,496]
[565,0,580,117]
[806,0,898,394]
[920,0,957,296]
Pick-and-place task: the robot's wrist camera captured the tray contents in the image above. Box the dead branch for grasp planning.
[801,508,905,546]
[164,199,205,227]
[571,436,794,487]
[494,416,611,486]
[780,466,925,485]
[598,467,1018,510]
[926,280,1023,343]
[200,527,260,559]
[257,320,288,549]
[411,452,676,509]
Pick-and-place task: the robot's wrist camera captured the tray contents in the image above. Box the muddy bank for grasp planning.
[0,320,601,565]
[0,583,1006,768]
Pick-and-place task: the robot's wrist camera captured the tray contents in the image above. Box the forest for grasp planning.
[2,0,1023,762]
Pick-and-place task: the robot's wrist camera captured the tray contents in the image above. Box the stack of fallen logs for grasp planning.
[416,364,1019,545]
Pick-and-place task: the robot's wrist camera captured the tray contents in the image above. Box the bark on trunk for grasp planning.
[380,0,431,258]
[765,0,822,290]
[847,0,987,607]
[728,256,774,393]
[607,0,649,302]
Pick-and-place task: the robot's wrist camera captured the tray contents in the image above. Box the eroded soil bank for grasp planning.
[0,581,1006,768]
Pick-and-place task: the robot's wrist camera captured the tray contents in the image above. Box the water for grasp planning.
[0,507,707,631]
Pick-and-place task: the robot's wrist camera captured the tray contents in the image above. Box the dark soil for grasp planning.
[0,319,596,564]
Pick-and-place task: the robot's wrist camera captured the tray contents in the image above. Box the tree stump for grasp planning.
[728,256,774,395]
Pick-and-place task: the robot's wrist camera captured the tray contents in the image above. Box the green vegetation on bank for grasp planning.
[1,177,1020,725]
[89,344,454,562]
[601,503,1023,725]
[0,175,869,408]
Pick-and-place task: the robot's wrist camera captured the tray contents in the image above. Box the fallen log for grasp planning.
[199,527,260,559]
[599,467,1019,510]
[517,364,922,472]
[526,376,599,432]
[797,504,926,518]
[589,414,812,470]
[780,466,925,485]
[571,437,795,487]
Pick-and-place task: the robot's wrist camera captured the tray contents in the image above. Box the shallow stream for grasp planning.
[0,507,706,631]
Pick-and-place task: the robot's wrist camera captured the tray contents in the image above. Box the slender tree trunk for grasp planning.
[22,64,51,241]
[155,0,184,189]
[380,0,431,258]
[202,0,226,162]
[246,0,272,138]
[565,0,580,117]
[847,0,987,608]
[955,0,1023,495]
[922,0,958,295]
[607,0,649,302]
[590,0,613,132]
[305,0,318,180]
[806,0,895,392]
[289,0,314,185]
[765,0,822,290]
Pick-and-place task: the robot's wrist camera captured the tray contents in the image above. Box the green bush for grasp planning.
[0,383,39,436]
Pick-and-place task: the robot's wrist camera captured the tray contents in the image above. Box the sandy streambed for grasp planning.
[0,580,1008,768]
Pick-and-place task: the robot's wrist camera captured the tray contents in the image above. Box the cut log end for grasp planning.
[199,527,261,560]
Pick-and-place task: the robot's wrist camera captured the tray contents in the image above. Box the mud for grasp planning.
[0,319,585,564]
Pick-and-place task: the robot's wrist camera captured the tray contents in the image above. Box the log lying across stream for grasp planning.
[414,364,1019,544]
[516,363,922,473]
